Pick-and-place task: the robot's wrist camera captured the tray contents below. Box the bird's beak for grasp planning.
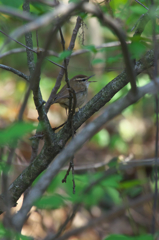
[87,74,96,82]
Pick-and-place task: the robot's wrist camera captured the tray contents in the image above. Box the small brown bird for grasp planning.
[52,74,95,110]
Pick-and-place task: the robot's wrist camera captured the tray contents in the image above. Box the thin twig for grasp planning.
[59,26,76,193]
[133,11,150,37]
[0,29,37,54]
[0,47,58,59]
[82,3,137,94]
[62,163,72,183]
[68,88,77,193]
[20,2,43,228]
[1,49,154,216]
[9,2,85,43]
[0,30,65,69]
[11,78,159,227]
[54,194,154,240]
[58,27,72,113]
[46,58,66,69]
[0,41,130,59]
[135,0,148,10]
[2,148,15,230]
[44,204,80,240]
[45,16,82,113]
[18,85,32,121]
[0,64,29,81]
[36,30,39,50]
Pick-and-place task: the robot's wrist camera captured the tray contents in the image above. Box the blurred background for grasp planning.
[0,0,157,239]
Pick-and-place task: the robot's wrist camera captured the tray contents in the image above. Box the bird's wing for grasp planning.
[53,85,69,102]
[54,93,70,102]
[53,84,86,103]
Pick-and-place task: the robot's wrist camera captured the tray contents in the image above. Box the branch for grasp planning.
[0,42,130,59]
[54,193,154,240]
[0,29,37,55]
[18,86,31,121]
[0,64,29,82]
[71,41,131,56]
[135,0,148,10]
[82,2,137,94]
[0,6,35,21]
[11,69,158,228]
[0,49,154,215]
[45,16,82,112]
[30,0,59,7]
[10,2,85,41]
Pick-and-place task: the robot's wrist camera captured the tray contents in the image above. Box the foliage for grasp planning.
[0,122,35,147]
[0,0,158,239]
[0,222,31,240]
[104,234,153,240]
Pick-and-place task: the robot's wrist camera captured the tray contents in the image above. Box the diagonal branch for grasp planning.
[0,29,37,54]
[30,0,59,7]
[0,6,35,21]
[0,64,29,82]
[10,2,85,41]
[11,61,157,229]
[0,49,154,216]
[0,30,64,69]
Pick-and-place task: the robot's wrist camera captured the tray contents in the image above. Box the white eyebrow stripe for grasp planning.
[76,77,87,81]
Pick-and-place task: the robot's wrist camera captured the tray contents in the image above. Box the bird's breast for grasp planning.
[76,90,88,108]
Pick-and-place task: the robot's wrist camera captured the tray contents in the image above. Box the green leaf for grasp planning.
[105,187,121,205]
[30,2,49,15]
[83,45,97,53]
[107,157,119,168]
[100,5,108,14]
[59,50,72,60]
[0,162,11,174]
[107,54,122,64]
[91,58,105,65]
[79,12,87,19]
[68,0,80,3]
[84,185,104,207]
[0,0,23,8]
[128,41,146,59]
[126,186,142,198]
[0,122,35,147]
[35,194,64,209]
[0,222,31,239]
[104,234,153,240]
[91,129,110,147]
[130,5,147,15]
[49,51,72,64]
[47,172,64,193]
[120,179,147,189]
[109,0,128,11]
[110,134,128,153]
[101,174,122,189]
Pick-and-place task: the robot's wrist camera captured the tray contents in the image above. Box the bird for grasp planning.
[52,74,95,110]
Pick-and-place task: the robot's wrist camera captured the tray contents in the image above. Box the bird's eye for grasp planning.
[81,78,87,81]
